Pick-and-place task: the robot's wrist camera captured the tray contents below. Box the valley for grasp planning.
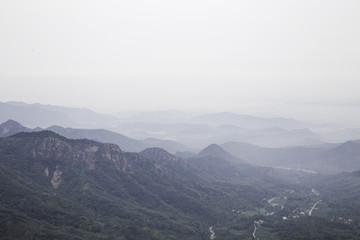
[2,1,359,238]
[1,106,360,239]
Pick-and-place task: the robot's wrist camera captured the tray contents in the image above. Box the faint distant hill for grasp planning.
[1,102,322,149]
[182,144,265,179]
[141,138,191,153]
[319,141,360,173]
[0,120,146,152]
[188,111,310,129]
[0,101,119,128]
[0,119,191,153]
[46,125,147,152]
[221,140,360,174]
[209,127,322,148]
[221,141,323,168]
[117,110,193,124]
[320,128,360,143]
[114,121,323,149]
[46,126,191,153]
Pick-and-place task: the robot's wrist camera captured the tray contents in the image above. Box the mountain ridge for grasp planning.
[0,129,285,239]
[222,140,360,174]
[0,119,31,137]
[0,119,192,153]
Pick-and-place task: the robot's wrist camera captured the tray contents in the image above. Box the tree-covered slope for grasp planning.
[2,131,360,239]
[0,131,284,239]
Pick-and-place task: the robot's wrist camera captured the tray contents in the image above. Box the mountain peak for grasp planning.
[198,144,240,162]
[140,147,177,163]
[198,143,222,154]
[1,119,23,126]
[0,119,29,137]
[330,140,360,154]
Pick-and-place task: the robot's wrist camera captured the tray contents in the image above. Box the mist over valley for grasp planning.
[1,0,360,239]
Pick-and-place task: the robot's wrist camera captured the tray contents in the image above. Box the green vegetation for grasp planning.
[1,131,360,239]
[0,132,278,239]
[269,217,360,240]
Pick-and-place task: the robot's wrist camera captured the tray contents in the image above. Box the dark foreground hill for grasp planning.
[1,131,360,239]
[0,131,282,239]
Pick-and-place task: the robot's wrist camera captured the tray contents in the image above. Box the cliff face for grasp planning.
[0,131,166,189]
[2,132,125,169]
[0,130,285,240]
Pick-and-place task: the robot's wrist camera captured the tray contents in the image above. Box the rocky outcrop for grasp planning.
[51,165,62,189]
[3,131,134,172]
[0,131,168,183]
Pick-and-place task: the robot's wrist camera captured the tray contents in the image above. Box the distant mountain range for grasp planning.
[113,121,323,149]
[188,111,309,129]
[0,101,118,128]
[221,140,360,174]
[0,119,191,153]
[2,118,360,174]
[1,101,332,148]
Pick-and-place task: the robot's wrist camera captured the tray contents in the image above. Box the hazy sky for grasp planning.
[1,0,360,118]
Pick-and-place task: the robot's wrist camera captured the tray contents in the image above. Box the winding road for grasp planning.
[309,200,322,216]
[252,223,258,240]
[209,226,215,240]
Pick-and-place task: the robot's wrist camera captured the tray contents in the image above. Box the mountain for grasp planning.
[222,141,360,174]
[46,125,147,152]
[0,101,118,128]
[0,131,283,239]
[178,144,272,180]
[174,151,197,159]
[139,147,178,163]
[319,127,360,143]
[209,127,322,148]
[319,141,360,173]
[0,119,30,137]
[197,144,240,163]
[0,130,153,173]
[313,170,360,227]
[221,141,321,168]
[0,120,192,153]
[46,125,192,153]
[4,117,358,175]
[2,130,360,239]
[0,102,324,148]
[4,102,359,148]
[114,121,322,149]
[189,111,309,129]
[141,146,258,180]
[141,137,192,153]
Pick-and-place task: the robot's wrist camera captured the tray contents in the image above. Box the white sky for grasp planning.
[1,0,360,117]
